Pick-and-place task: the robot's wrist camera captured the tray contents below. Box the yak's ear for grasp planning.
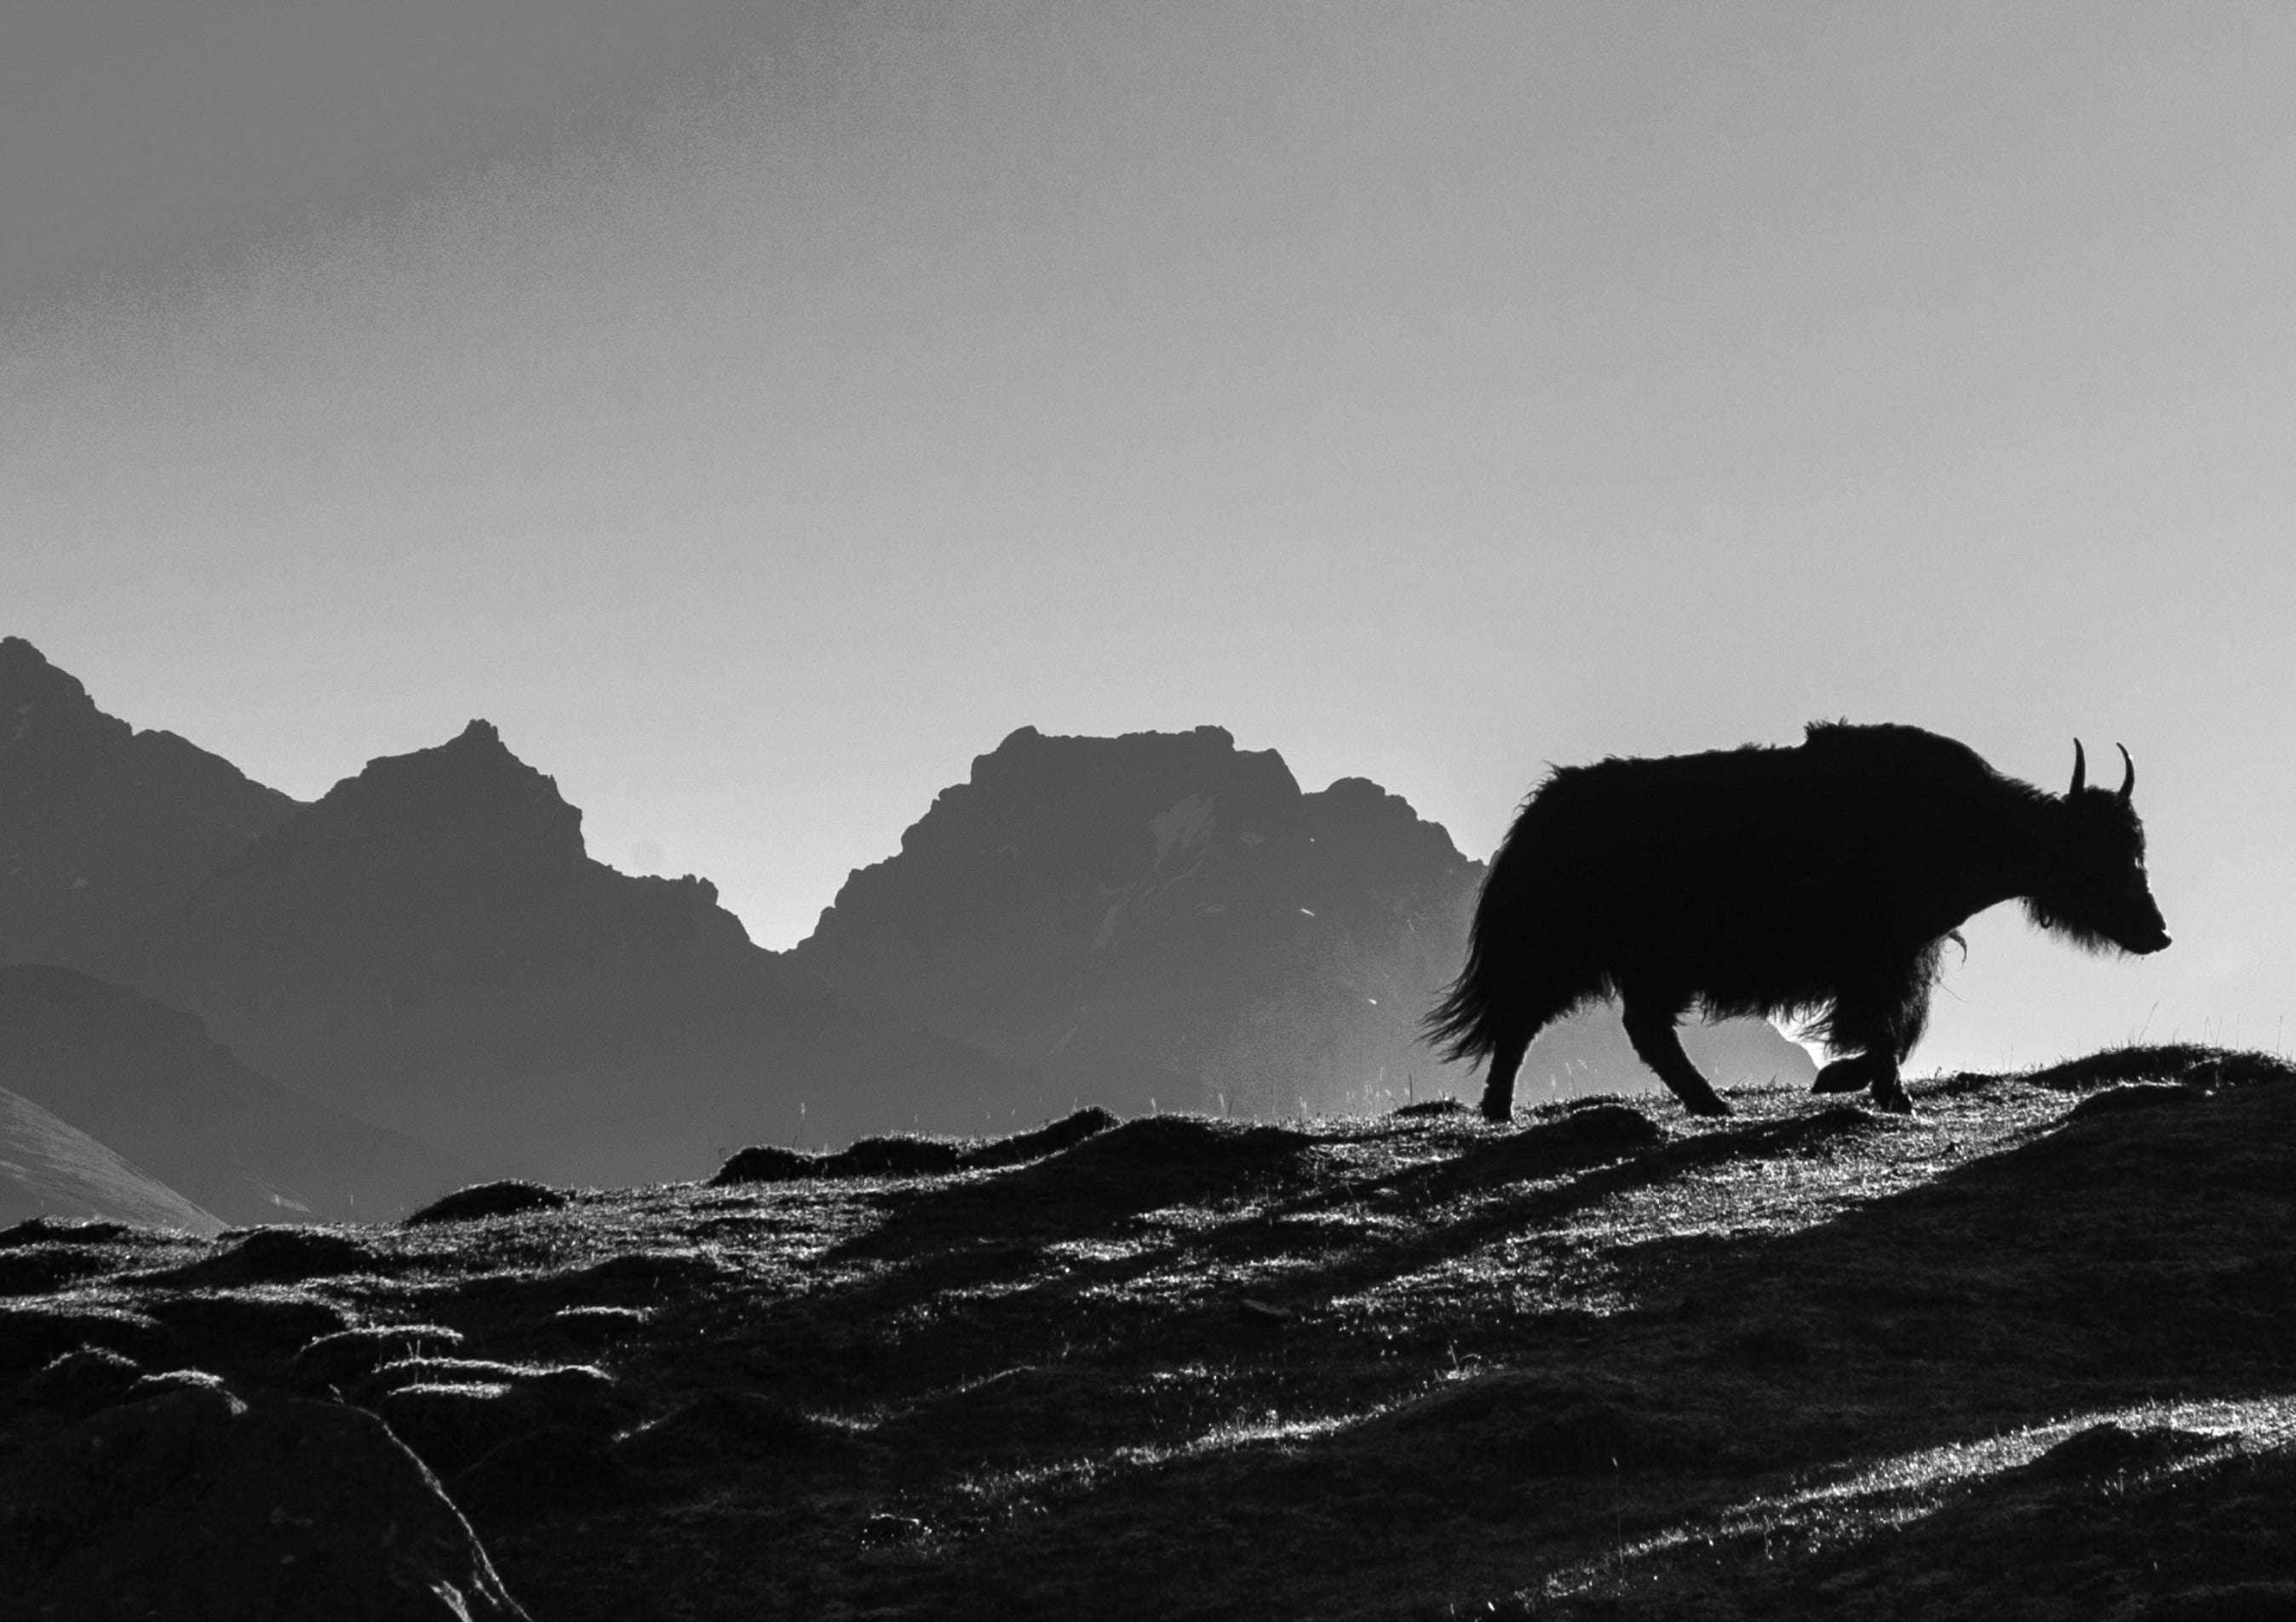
[2069,739,2086,796]
[2115,743,2135,803]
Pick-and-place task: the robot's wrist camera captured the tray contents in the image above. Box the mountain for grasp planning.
[0,1083,223,1235]
[794,725,1814,1116]
[793,725,1479,1117]
[0,637,301,972]
[105,720,1053,1185]
[0,966,474,1224]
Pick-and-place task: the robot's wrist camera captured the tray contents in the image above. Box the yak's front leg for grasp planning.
[1814,965,1929,1114]
[1811,1050,1903,1107]
[1621,991,1731,1116]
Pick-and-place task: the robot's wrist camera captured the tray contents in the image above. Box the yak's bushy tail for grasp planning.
[1422,898,1507,1064]
[1421,972,1490,1063]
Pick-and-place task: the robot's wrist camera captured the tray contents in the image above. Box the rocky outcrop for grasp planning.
[108,720,1048,1184]
[0,638,301,972]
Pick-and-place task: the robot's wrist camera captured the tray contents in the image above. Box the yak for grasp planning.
[1426,722,2171,1120]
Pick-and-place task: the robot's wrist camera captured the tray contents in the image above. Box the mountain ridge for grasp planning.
[0,637,301,972]
[104,715,1057,1184]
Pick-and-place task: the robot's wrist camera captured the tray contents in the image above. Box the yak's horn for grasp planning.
[2069,739,2086,796]
[2116,743,2135,801]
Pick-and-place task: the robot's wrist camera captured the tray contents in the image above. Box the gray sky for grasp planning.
[7,2,2293,1073]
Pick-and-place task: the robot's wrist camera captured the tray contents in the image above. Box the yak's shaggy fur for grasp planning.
[1427,723,2172,1119]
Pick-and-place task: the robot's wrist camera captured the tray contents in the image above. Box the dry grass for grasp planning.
[3,1043,2293,1617]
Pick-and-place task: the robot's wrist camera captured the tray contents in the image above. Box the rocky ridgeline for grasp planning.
[0,637,300,974]
[3,1046,2292,1618]
[101,718,1049,1184]
[795,725,1489,1121]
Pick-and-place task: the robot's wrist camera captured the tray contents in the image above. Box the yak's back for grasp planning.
[1795,720,1995,788]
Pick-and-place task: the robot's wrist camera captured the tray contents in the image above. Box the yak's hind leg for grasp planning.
[1620,991,1731,1117]
[1478,1024,1535,1124]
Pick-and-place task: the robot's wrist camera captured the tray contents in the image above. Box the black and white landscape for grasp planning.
[6,7,2295,1619]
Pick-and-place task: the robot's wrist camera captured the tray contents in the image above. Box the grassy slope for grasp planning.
[3,1044,2292,1618]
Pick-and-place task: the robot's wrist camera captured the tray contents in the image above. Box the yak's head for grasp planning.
[2027,741,2172,955]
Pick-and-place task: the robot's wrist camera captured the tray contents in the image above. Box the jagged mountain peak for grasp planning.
[795,724,1484,1118]
[0,635,98,712]
[291,720,586,865]
[0,639,301,971]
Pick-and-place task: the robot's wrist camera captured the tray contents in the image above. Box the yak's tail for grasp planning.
[1421,970,1490,1064]
[1422,887,1508,1064]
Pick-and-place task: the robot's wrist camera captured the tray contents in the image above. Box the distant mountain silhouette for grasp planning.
[794,725,1479,1117]
[0,637,301,971]
[0,966,473,1224]
[106,720,1053,1184]
[0,1083,223,1235]
[795,725,1814,1116]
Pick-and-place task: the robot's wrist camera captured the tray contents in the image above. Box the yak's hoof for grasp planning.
[1871,1081,1914,1115]
[1811,1060,1872,1094]
[1685,1093,1732,1118]
[1478,1097,1514,1125]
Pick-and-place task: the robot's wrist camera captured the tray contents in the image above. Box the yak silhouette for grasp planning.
[1426,722,2171,1119]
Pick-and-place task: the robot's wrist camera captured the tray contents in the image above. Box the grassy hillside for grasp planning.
[3,1044,2292,1617]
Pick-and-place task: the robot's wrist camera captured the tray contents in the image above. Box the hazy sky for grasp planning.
[7,3,2294,1075]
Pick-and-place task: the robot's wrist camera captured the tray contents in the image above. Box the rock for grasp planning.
[404,1181,570,1226]
[0,1385,522,1618]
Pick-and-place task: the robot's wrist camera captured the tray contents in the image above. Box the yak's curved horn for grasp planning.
[2069,739,2086,796]
[2116,743,2135,801]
